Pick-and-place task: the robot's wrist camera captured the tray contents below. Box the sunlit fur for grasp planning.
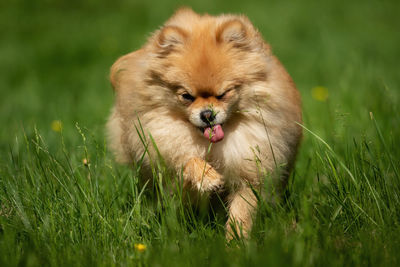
[107,8,302,239]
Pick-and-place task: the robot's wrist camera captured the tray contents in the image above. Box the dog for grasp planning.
[107,8,302,239]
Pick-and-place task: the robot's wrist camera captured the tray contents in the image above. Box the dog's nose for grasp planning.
[200,109,215,124]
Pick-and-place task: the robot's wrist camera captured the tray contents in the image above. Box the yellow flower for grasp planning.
[311,86,329,102]
[82,158,89,167]
[134,243,146,252]
[51,120,62,132]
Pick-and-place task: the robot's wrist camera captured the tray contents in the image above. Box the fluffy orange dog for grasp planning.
[107,8,302,239]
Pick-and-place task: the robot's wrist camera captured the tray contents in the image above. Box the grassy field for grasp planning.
[1,0,400,266]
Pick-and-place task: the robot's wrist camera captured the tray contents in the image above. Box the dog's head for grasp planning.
[112,8,271,142]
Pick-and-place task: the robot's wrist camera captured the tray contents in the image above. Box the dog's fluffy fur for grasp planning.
[107,8,302,238]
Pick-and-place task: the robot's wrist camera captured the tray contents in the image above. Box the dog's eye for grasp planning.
[216,92,227,100]
[216,88,234,99]
[217,84,241,99]
[182,93,195,102]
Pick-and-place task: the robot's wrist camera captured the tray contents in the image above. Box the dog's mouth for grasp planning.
[198,124,224,143]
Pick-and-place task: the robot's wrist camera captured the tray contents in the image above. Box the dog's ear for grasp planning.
[110,56,123,90]
[157,25,187,50]
[110,50,141,91]
[216,19,249,47]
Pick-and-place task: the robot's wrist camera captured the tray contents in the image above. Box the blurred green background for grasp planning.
[1,0,400,266]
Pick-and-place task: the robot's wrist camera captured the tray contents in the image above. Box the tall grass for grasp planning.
[1,114,399,266]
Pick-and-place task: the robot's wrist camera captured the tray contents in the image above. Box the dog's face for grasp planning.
[156,33,242,142]
[143,11,269,142]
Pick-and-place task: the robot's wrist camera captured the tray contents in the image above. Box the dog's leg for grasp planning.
[226,186,257,240]
[183,157,223,193]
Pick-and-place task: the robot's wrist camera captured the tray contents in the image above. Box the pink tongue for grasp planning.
[203,124,224,143]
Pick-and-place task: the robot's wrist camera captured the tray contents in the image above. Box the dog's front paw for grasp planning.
[193,165,224,193]
[183,157,224,193]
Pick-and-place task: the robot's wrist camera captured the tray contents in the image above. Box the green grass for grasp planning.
[1,0,400,266]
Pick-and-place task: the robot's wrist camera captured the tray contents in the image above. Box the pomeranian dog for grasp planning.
[107,8,302,239]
